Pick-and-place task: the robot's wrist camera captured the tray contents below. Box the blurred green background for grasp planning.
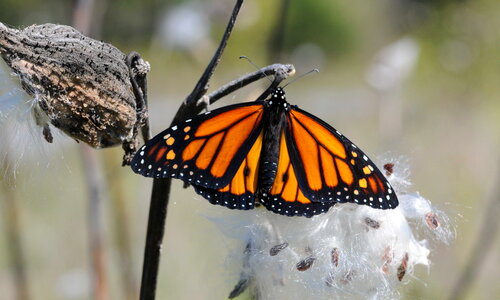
[0,0,499,299]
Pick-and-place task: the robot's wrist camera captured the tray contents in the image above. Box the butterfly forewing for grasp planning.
[285,106,398,209]
[131,102,265,189]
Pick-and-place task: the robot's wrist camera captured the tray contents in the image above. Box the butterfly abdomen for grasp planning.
[257,93,289,195]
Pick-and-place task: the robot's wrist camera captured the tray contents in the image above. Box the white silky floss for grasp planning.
[206,160,452,300]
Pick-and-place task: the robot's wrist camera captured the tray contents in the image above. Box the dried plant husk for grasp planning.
[0,22,146,163]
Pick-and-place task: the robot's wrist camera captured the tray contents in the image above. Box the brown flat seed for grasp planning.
[331,248,340,267]
[296,256,316,271]
[365,217,381,229]
[425,212,440,229]
[383,163,394,176]
[397,253,409,281]
[270,242,289,256]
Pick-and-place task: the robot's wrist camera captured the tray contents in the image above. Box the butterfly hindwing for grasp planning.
[192,131,263,210]
[131,102,265,189]
[285,106,398,209]
[261,130,335,217]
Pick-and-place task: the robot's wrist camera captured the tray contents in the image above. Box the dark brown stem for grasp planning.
[139,1,244,299]
[184,0,244,106]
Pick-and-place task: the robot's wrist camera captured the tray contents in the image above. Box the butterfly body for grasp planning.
[257,89,290,193]
[132,87,398,217]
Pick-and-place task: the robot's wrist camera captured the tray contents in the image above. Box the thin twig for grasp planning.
[139,1,244,299]
[448,159,500,300]
[205,63,294,104]
[184,0,244,106]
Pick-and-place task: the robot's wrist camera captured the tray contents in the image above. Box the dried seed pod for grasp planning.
[0,22,148,164]
[269,242,289,256]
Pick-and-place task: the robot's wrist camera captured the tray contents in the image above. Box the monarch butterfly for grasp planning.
[131,87,398,217]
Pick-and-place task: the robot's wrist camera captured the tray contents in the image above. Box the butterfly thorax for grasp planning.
[257,88,290,196]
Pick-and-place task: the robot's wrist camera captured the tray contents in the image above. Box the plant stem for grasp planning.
[139,1,244,299]
[205,63,294,104]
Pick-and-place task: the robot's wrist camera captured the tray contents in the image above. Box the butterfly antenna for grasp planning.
[239,56,273,83]
[282,68,320,88]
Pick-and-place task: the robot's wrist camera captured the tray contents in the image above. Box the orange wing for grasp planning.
[194,131,263,210]
[282,107,398,210]
[131,102,265,190]
[260,131,335,217]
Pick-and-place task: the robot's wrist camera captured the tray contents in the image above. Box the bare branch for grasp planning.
[205,63,295,105]
[185,0,244,105]
[139,1,244,299]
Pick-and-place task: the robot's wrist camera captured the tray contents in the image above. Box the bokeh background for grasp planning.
[1,0,499,299]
